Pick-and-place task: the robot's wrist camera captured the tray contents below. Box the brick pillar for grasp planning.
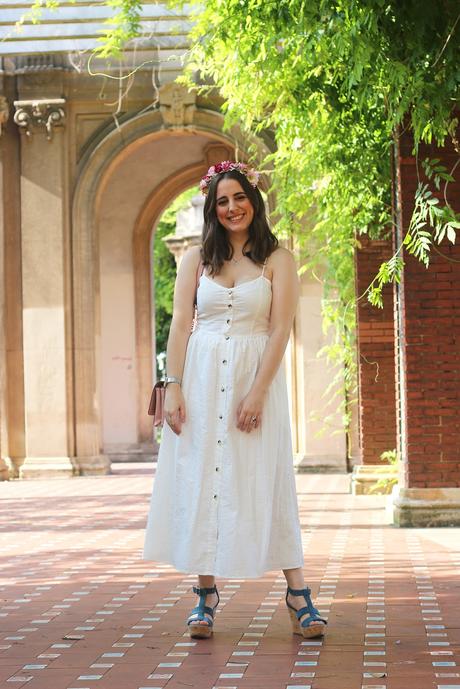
[351,237,398,494]
[392,126,460,525]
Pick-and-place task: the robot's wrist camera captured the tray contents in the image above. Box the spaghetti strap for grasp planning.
[261,259,268,277]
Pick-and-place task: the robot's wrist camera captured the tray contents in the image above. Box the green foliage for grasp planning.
[15,0,63,29]
[21,0,140,58]
[154,188,196,370]
[18,1,460,439]
[177,0,458,434]
[95,0,143,58]
[367,155,460,306]
[369,449,399,494]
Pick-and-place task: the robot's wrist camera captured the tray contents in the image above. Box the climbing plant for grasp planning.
[21,0,460,438]
[178,0,458,442]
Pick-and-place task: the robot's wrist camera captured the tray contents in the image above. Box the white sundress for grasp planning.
[143,262,304,579]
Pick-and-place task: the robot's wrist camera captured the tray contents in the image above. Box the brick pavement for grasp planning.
[1,465,459,689]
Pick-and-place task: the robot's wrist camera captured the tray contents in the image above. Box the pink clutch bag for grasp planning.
[148,259,204,427]
[148,381,166,427]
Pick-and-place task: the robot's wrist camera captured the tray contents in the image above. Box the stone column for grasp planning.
[391,126,460,525]
[351,237,398,494]
[0,78,26,480]
[292,271,347,472]
[0,87,10,480]
[14,95,75,478]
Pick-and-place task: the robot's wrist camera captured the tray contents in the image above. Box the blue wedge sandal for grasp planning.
[187,585,220,639]
[286,586,327,638]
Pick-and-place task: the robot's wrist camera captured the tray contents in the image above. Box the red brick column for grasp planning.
[397,131,460,489]
[355,237,397,465]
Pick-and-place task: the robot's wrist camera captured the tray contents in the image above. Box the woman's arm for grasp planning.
[163,246,202,435]
[236,247,299,432]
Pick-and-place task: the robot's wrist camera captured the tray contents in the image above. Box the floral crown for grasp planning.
[199,160,260,196]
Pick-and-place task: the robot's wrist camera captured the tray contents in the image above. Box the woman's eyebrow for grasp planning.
[216,195,228,202]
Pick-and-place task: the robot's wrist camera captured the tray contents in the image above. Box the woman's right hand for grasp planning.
[164,384,186,435]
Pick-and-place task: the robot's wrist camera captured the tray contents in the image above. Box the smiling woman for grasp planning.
[143,161,328,641]
[201,166,278,275]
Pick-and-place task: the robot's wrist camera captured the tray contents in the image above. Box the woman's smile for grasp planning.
[228,213,246,223]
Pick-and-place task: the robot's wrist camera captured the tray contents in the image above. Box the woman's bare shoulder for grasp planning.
[184,245,202,261]
[179,245,202,272]
[269,246,296,269]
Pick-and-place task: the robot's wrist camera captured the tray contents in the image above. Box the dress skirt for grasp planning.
[143,274,304,578]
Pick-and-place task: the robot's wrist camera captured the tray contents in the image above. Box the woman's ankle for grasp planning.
[198,575,216,590]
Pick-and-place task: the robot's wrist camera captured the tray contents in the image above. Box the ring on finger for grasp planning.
[251,416,257,425]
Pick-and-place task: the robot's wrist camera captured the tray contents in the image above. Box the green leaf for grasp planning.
[447,226,457,243]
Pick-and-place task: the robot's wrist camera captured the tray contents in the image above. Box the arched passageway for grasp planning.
[72,103,275,469]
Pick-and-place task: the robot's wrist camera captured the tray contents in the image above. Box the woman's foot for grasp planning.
[286,587,327,638]
[188,590,219,626]
[187,586,220,639]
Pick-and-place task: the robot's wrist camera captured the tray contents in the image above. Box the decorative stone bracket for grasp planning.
[13,98,65,140]
[158,84,196,128]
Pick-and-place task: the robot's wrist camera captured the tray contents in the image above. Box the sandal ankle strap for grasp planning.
[193,585,218,596]
[287,586,312,597]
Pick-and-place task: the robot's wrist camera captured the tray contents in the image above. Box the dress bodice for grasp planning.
[195,274,272,336]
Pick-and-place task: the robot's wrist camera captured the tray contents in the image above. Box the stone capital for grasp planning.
[13,98,66,140]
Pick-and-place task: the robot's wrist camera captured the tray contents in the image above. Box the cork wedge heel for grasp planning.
[286,586,327,639]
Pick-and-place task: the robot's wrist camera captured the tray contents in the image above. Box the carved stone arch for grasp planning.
[72,105,272,472]
[133,159,231,445]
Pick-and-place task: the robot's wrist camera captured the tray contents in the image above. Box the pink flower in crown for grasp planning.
[200,160,261,195]
[215,161,232,173]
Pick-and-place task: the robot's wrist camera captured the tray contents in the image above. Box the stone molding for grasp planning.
[294,453,348,473]
[0,460,9,481]
[3,55,70,75]
[391,486,460,527]
[13,98,65,140]
[351,463,398,495]
[75,455,111,476]
[19,456,77,479]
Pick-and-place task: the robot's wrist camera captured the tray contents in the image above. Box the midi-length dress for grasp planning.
[143,264,304,579]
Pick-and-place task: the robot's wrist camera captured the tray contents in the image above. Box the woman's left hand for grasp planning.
[236,388,266,433]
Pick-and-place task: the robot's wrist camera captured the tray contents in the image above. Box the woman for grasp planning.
[143,161,327,640]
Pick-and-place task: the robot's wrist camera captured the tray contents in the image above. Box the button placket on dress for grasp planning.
[212,287,233,560]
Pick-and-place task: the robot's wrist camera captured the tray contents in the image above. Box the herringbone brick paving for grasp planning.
[1,465,459,689]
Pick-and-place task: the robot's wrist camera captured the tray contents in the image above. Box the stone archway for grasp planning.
[72,101,271,472]
[133,144,234,447]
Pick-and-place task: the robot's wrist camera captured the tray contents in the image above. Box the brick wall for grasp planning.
[398,129,460,488]
[355,237,397,464]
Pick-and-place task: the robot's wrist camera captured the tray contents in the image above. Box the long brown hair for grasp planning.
[201,169,278,275]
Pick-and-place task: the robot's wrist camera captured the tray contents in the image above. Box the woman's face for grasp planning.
[215,177,254,236]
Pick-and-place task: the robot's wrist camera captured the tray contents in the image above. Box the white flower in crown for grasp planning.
[200,161,260,195]
[246,168,260,187]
